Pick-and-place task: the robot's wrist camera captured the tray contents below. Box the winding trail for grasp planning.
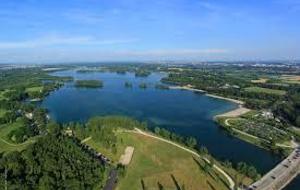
[125,128,235,190]
[0,137,35,147]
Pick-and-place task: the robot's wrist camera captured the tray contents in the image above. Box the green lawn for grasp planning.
[25,86,43,93]
[86,132,230,190]
[0,92,4,100]
[0,89,11,100]
[244,87,286,95]
[280,75,300,84]
[0,109,7,118]
[0,119,37,154]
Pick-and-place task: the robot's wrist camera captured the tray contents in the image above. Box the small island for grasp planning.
[124,81,133,88]
[139,83,147,89]
[75,80,103,88]
[135,70,151,77]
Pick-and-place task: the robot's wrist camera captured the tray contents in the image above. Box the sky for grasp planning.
[0,0,300,63]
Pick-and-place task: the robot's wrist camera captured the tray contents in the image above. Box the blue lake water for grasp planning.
[283,175,300,190]
[42,70,282,174]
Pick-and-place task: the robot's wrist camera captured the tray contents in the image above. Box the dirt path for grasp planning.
[128,128,235,190]
[81,136,92,143]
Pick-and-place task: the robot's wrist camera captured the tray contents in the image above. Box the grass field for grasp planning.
[244,87,286,95]
[25,86,43,93]
[0,89,11,100]
[251,78,268,83]
[86,132,231,190]
[280,75,300,84]
[0,119,37,154]
[0,92,5,100]
[0,109,7,118]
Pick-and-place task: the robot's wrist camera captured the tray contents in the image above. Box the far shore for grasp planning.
[169,85,250,117]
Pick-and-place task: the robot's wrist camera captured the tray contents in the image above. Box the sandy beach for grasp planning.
[215,105,251,117]
[169,85,206,93]
[170,85,250,117]
[205,94,244,105]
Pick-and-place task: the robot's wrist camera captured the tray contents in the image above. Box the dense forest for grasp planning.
[0,130,107,189]
[273,89,300,127]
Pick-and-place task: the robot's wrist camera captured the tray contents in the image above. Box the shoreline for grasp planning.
[168,85,206,93]
[169,85,250,117]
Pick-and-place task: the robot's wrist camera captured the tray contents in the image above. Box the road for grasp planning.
[103,169,118,190]
[127,128,236,190]
[248,148,300,190]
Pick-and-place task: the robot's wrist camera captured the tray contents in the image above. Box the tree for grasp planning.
[185,137,197,148]
[47,122,61,135]
[117,164,127,177]
[237,162,247,174]
[224,160,232,169]
[0,133,106,189]
[209,157,215,168]
[154,127,161,134]
[199,146,208,155]
[247,166,258,180]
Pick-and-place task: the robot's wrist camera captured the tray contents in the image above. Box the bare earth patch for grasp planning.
[119,146,135,165]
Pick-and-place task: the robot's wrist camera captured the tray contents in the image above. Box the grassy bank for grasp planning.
[86,131,231,190]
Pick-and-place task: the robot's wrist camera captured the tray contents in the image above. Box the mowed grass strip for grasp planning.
[86,132,229,190]
[244,87,286,95]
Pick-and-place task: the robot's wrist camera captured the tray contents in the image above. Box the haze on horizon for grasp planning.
[0,0,300,63]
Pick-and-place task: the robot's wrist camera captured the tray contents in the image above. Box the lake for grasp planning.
[42,70,282,174]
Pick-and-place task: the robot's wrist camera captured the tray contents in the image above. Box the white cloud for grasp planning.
[0,35,138,49]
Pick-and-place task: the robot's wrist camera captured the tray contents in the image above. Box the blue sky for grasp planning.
[0,0,299,63]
